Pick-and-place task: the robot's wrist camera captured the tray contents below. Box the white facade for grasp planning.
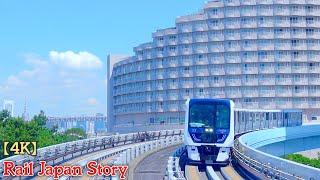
[108,0,320,131]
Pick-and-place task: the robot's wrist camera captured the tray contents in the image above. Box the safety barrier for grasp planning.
[0,129,183,179]
[233,125,320,180]
[165,146,186,180]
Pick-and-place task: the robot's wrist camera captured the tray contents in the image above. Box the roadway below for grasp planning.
[133,145,179,180]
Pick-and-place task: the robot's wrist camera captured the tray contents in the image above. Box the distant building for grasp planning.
[46,114,107,134]
[22,98,29,121]
[3,100,14,117]
[107,0,320,132]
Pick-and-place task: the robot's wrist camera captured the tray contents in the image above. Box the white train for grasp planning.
[184,98,302,166]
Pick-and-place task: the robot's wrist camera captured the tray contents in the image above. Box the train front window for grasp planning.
[189,101,230,143]
[189,104,216,128]
[189,103,230,129]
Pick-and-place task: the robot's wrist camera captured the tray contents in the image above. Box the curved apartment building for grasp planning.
[107,0,320,132]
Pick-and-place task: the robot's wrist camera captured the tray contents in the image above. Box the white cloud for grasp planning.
[87,98,98,106]
[0,51,106,116]
[49,51,102,70]
[6,75,26,87]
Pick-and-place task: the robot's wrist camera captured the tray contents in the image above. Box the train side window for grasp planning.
[266,112,269,120]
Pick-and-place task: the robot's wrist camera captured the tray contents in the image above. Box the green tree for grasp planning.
[0,110,87,160]
[65,128,86,139]
[33,110,47,127]
[0,110,10,123]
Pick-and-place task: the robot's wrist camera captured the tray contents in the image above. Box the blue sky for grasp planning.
[0,0,205,116]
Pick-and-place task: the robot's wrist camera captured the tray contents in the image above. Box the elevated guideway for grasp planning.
[234,125,320,179]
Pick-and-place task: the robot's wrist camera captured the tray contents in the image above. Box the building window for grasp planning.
[211,9,218,15]
[306,17,314,24]
[290,17,298,23]
[306,28,314,35]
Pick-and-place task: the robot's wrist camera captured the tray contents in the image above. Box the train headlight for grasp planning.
[205,128,213,133]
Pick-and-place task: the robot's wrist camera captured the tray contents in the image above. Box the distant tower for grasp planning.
[3,100,14,117]
[22,97,29,121]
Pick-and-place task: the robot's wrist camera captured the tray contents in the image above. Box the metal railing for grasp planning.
[233,139,304,180]
[165,146,186,180]
[0,129,183,179]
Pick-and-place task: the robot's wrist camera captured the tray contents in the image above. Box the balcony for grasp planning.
[208,44,224,52]
[259,67,275,74]
[210,81,225,87]
[242,102,259,109]
[241,22,257,29]
[195,70,209,77]
[242,56,258,63]
[242,67,258,74]
[155,84,164,91]
[306,0,320,5]
[258,43,274,51]
[276,90,293,97]
[276,67,291,73]
[225,91,242,98]
[225,79,241,86]
[276,79,292,85]
[259,78,276,85]
[259,102,276,109]
[293,79,309,85]
[156,73,164,79]
[257,32,274,39]
[224,33,240,41]
[178,37,192,44]
[208,33,224,41]
[259,90,276,97]
[309,67,320,73]
[242,90,259,97]
[225,9,240,18]
[167,94,178,101]
[225,57,241,64]
[308,44,320,51]
[167,71,178,78]
[292,67,308,73]
[193,24,208,32]
[209,57,224,64]
[240,8,257,17]
[210,68,225,75]
[194,35,208,43]
[274,33,291,39]
[180,59,192,66]
[224,45,241,52]
[180,72,192,77]
[225,67,242,75]
[241,44,258,51]
[275,43,291,50]
[277,101,293,109]
[242,79,258,86]
[156,95,165,101]
[257,9,273,16]
[274,21,290,28]
[309,101,320,108]
[309,90,320,97]
[180,93,190,100]
[194,47,208,54]
[293,101,309,109]
[274,8,290,16]
[293,90,308,97]
[155,52,164,58]
[291,0,306,4]
[274,0,290,4]
[241,32,257,40]
[180,82,193,88]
